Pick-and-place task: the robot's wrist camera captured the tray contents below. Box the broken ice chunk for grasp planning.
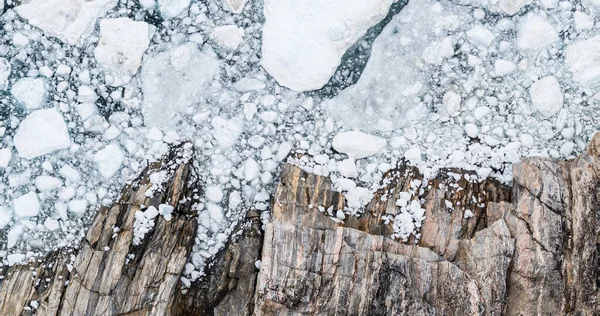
[261,0,393,91]
[93,143,125,178]
[529,76,563,118]
[332,131,386,159]
[223,0,248,13]
[141,44,220,128]
[14,109,71,159]
[0,148,12,168]
[565,35,600,87]
[517,14,558,52]
[0,58,11,90]
[94,18,154,86]
[11,77,47,110]
[158,0,190,18]
[14,192,40,218]
[16,0,118,46]
[213,25,244,50]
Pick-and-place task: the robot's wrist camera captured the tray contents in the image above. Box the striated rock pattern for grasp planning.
[252,132,600,315]
[1,134,600,315]
[0,146,200,316]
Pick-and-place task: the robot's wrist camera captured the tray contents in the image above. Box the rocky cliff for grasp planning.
[1,133,599,315]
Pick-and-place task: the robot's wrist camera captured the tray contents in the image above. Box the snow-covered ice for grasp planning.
[325,0,466,131]
[93,144,125,178]
[14,192,40,218]
[141,44,221,128]
[14,109,71,160]
[15,0,117,45]
[565,35,600,87]
[529,76,563,118]
[68,199,88,216]
[11,77,47,110]
[35,176,63,192]
[0,149,12,169]
[261,0,394,91]
[466,26,496,47]
[0,207,11,230]
[94,18,154,86]
[574,11,594,30]
[213,25,244,50]
[517,14,558,52]
[332,131,386,159]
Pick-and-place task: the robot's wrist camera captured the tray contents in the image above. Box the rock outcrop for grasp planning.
[1,133,600,315]
[0,146,200,315]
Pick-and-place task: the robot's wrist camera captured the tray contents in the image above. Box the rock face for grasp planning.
[0,146,199,315]
[2,134,600,315]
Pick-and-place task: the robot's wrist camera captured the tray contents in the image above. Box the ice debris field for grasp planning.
[0,0,599,282]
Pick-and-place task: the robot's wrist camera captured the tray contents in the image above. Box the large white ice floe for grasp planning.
[332,131,386,159]
[517,14,558,52]
[529,76,563,118]
[565,35,600,88]
[15,0,117,46]
[11,77,47,110]
[93,143,126,178]
[141,43,221,129]
[261,0,394,91]
[14,192,40,218]
[14,109,71,160]
[325,0,467,132]
[94,18,155,86]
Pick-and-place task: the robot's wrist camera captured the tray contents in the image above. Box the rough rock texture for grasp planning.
[2,134,600,315]
[0,146,199,315]
[252,164,514,315]
[170,212,263,315]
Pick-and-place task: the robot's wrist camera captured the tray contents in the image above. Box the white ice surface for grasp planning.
[141,43,221,128]
[15,0,117,45]
[94,18,154,86]
[14,109,71,160]
[261,0,393,91]
[11,77,46,110]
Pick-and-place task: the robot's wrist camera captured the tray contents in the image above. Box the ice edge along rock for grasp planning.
[2,133,600,315]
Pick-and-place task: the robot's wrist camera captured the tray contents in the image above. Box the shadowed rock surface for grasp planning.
[1,134,600,315]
